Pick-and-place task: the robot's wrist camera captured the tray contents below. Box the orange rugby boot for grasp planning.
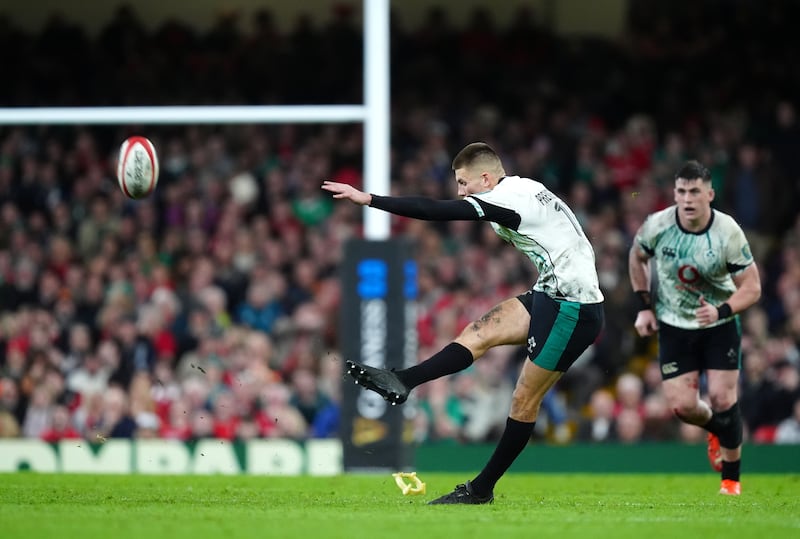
[719,479,741,496]
[707,433,723,472]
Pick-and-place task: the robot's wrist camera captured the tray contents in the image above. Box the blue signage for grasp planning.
[357,259,388,299]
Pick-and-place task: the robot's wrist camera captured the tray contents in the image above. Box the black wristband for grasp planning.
[716,303,733,319]
[635,290,652,311]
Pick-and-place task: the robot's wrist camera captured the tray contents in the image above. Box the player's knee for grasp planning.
[708,392,736,412]
[456,331,507,360]
[670,401,700,421]
[453,335,485,360]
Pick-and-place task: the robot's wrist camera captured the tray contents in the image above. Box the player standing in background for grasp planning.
[323,142,605,504]
[629,160,761,496]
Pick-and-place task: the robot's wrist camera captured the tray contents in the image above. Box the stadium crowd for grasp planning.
[1,1,800,446]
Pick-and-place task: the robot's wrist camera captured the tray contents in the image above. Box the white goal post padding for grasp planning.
[0,105,366,125]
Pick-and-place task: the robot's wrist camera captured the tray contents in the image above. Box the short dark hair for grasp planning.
[675,160,711,183]
[451,142,502,171]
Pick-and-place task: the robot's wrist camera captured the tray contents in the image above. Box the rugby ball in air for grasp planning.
[116,136,159,199]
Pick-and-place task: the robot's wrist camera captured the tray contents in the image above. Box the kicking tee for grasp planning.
[635,206,754,329]
[370,175,604,304]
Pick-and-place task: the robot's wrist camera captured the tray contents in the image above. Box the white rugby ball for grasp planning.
[116,136,159,199]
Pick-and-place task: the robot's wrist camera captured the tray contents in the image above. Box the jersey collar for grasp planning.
[674,206,715,235]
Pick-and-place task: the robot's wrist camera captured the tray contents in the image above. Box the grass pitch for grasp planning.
[1,472,798,539]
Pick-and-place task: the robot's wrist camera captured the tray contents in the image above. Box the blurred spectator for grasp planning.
[741,350,800,440]
[0,376,24,426]
[189,408,214,440]
[558,343,604,411]
[210,390,239,440]
[678,421,706,444]
[615,408,645,444]
[109,315,156,390]
[642,392,676,441]
[135,411,161,439]
[197,285,232,335]
[61,322,94,374]
[257,382,307,439]
[722,142,787,262]
[576,388,616,443]
[774,398,800,444]
[159,396,193,440]
[289,367,338,438]
[235,415,261,441]
[3,257,39,310]
[66,350,111,400]
[457,346,514,443]
[291,176,334,227]
[0,409,20,437]
[22,384,55,438]
[235,273,286,333]
[40,404,81,442]
[613,372,645,419]
[77,194,119,260]
[93,386,137,439]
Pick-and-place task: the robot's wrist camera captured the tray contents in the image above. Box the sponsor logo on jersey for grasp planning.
[662,247,676,258]
[662,362,679,375]
[678,264,700,283]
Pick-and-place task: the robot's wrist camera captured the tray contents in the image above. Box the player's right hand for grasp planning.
[321,180,372,205]
[634,309,659,337]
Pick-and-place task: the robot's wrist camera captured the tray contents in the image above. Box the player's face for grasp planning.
[454,167,489,198]
[674,177,714,227]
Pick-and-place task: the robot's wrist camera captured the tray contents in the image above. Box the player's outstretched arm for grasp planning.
[322,181,480,222]
[321,180,372,206]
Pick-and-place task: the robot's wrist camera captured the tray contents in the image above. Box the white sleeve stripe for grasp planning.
[465,197,484,218]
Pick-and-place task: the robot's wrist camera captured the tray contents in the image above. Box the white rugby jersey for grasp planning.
[636,206,754,329]
[465,175,604,304]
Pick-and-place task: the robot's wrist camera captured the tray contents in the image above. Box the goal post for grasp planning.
[0,105,366,125]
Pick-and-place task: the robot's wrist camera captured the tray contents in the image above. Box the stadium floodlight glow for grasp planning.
[0,0,392,240]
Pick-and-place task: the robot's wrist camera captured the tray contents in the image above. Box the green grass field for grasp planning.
[2,473,798,539]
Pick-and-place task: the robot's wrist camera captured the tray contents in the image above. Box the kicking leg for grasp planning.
[347,297,529,404]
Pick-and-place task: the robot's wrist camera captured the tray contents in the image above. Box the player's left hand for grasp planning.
[695,296,719,326]
[321,180,372,205]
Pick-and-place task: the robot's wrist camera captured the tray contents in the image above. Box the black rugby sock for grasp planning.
[394,342,473,389]
[703,413,725,435]
[470,418,535,496]
[703,402,743,448]
[722,459,741,482]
